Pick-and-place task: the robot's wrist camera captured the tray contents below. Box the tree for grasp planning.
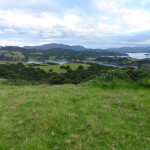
[78,65,84,70]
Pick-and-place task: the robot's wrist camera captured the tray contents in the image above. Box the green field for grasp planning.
[28,56,39,61]
[0,61,28,65]
[0,61,18,64]
[28,53,44,61]
[0,61,90,73]
[0,80,149,150]
[29,53,43,55]
[49,56,56,60]
[5,51,25,59]
[0,61,89,73]
[35,63,90,73]
[86,57,95,61]
[0,50,25,60]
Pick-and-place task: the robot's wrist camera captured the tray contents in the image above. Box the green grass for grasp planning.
[0,50,9,54]
[0,61,90,73]
[0,61,28,65]
[86,57,95,61]
[0,81,149,150]
[28,56,39,61]
[29,53,43,55]
[49,56,56,60]
[28,53,44,61]
[4,51,25,60]
[0,50,25,61]
[35,63,90,73]
[0,61,18,64]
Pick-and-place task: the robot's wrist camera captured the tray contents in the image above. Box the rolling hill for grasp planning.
[24,43,87,51]
[24,43,150,53]
[0,46,127,61]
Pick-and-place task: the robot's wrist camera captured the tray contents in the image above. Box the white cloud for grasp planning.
[0,39,24,46]
[0,28,17,34]
[28,29,40,35]
[0,30,4,34]
[3,28,17,34]
[0,0,150,48]
[0,0,59,12]
[0,10,82,32]
[41,31,63,38]
[97,24,120,33]
[92,0,150,34]
[0,9,95,37]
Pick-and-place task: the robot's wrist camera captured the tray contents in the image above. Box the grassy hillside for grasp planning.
[34,63,90,73]
[0,61,28,65]
[28,53,44,61]
[0,80,149,150]
[0,61,90,73]
[0,50,25,61]
[4,51,25,60]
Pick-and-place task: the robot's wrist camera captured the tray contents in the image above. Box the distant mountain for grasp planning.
[24,43,87,51]
[107,47,150,53]
[24,43,150,53]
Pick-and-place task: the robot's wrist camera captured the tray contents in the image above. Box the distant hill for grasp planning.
[0,46,127,61]
[107,47,150,53]
[24,43,87,51]
[25,43,150,53]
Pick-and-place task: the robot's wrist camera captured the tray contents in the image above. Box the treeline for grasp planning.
[134,59,150,67]
[0,63,113,84]
[0,62,150,86]
[95,57,133,65]
[95,57,150,67]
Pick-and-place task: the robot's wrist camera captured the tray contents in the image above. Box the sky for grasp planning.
[0,0,150,48]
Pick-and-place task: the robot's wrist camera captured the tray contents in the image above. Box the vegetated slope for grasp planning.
[0,46,128,62]
[0,47,37,61]
[1,62,150,85]
[34,63,90,73]
[0,80,149,150]
[0,50,25,61]
[95,56,150,67]
[39,49,127,61]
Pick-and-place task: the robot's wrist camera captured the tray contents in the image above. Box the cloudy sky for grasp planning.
[0,0,150,48]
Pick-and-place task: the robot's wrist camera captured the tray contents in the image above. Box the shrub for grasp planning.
[138,77,150,88]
